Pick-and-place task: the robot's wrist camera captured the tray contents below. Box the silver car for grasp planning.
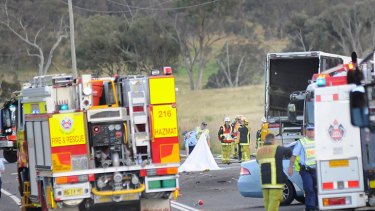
[237,142,305,205]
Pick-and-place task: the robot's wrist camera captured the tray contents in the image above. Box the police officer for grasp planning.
[288,125,317,211]
[256,133,292,211]
[184,130,198,155]
[238,118,251,162]
[218,117,233,164]
[196,122,210,147]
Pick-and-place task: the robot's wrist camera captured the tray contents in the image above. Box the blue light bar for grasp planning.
[316,77,326,87]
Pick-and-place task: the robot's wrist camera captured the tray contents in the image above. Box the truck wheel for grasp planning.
[280,180,296,206]
[3,150,17,163]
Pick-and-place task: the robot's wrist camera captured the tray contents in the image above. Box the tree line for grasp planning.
[0,0,373,95]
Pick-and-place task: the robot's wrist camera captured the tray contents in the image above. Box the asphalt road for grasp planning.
[176,158,304,211]
[0,151,305,211]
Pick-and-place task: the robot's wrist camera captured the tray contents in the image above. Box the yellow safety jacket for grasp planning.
[300,137,316,167]
[256,144,284,189]
[196,127,209,140]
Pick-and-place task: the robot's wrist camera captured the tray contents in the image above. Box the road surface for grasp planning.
[0,151,304,211]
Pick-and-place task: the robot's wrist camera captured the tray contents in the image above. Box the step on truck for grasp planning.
[258,51,351,147]
[3,67,180,210]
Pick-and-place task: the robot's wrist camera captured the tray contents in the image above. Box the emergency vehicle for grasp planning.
[259,51,351,147]
[289,52,375,210]
[3,67,180,210]
[0,95,18,163]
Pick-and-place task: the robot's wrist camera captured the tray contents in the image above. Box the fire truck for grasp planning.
[5,67,180,210]
[288,51,375,210]
[0,95,18,163]
[258,51,351,147]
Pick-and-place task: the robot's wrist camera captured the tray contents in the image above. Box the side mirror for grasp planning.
[350,86,370,128]
[287,103,297,122]
[0,108,12,132]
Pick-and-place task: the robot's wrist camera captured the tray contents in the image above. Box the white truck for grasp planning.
[260,51,350,146]
[292,51,375,210]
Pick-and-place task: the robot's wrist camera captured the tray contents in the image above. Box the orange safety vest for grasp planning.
[220,125,233,143]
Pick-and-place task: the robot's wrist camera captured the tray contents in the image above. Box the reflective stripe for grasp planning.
[322,180,359,190]
[221,125,233,141]
[258,158,277,185]
[300,137,316,167]
[257,145,283,188]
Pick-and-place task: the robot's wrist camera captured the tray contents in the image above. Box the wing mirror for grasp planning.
[350,85,370,128]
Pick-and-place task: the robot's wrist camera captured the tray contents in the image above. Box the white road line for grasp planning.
[171,201,200,211]
[1,188,21,206]
[11,172,18,175]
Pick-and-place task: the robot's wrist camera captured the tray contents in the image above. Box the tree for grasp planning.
[205,41,265,89]
[118,16,180,73]
[76,14,180,76]
[0,72,20,103]
[76,15,122,75]
[284,1,375,57]
[0,0,68,76]
[162,0,239,90]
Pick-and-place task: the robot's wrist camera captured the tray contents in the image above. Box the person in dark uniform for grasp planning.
[238,118,251,162]
[256,133,292,211]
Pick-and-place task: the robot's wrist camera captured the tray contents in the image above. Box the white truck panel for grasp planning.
[315,84,365,209]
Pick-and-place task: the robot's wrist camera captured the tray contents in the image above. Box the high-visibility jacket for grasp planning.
[256,144,291,189]
[218,125,233,143]
[238,124,250,145]
[196,127,209,140]
[300,137,316,167]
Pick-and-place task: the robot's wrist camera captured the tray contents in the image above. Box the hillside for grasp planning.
[176,85,264,154]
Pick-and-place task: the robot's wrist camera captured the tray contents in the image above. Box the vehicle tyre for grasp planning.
[3,150,17,163]
[295,196,305,204]
[280,180,296,206]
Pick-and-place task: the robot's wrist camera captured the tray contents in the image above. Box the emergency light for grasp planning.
[316,75,327,87]
[163,66,172,75]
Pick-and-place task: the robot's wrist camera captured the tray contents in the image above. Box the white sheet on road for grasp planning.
[178,133,220,172]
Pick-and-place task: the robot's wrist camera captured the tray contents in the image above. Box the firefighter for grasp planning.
[256,133,291,211]
[231,115,242,158]
[237,118,251,162]
[196,122,210,147]
[218,117,233,164]
[288,125,318,211]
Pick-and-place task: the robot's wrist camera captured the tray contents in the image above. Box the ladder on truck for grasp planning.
[127,80,151,164]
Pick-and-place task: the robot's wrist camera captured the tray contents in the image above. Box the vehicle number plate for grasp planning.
[63,188,83,197]
[329,160,349,167]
